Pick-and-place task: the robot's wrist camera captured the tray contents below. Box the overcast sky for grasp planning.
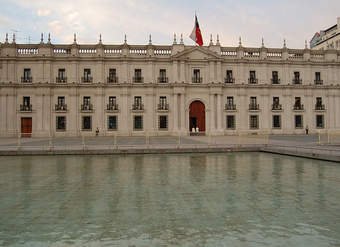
[0,0,339,48]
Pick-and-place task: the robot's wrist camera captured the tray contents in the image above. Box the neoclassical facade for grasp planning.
[1,34,340,137]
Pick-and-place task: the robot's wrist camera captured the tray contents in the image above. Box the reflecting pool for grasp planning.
[0,153,340,246]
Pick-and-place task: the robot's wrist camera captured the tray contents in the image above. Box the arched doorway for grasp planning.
[189,101,205,132]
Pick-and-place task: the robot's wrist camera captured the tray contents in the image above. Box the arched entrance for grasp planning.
[189,101,205,133]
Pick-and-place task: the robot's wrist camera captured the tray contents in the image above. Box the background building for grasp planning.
[310,17,340,50]
[1,34,340,137]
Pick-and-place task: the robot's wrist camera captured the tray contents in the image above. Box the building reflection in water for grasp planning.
[272,157,282,209]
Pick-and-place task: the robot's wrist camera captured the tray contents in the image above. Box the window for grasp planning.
[250,115,259,129]
[226,96,235,110]
[316,115,324,128]
[249,71,257,84]
[82,116,92,130]
[57,69,66,82]
[83,68,92,83]
[293,71,301,84]
[272,97,281,110]
[159,96,168,110]
[315,72,321,81]
[82,96,92,110]
[273,115,281,128]
[108,116,118,130]
[133,96,143,110]
[23,96,30,106]
[159,115,168,130]
[134,116,143,130]
[108,96,117,110]
[159,69,168,83]
[294,97,303,110]
[226,115,235,129]
[22,68,32,82]
[272,71,279,84]
[58,96,65,105]
[109,96,116,105]
[56,116,66,131]
[249,97,258,110]
[193,69,201,83]
[108,68,117,83]
[134,69,143,83]
[225,70,234,83]
[295,115,303,128]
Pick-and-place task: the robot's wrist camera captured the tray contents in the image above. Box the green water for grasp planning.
[0,153,339,247]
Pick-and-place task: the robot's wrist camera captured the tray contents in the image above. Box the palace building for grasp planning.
[0,33,340,137]
[310,17,340,50]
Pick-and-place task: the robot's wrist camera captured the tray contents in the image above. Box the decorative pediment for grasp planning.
[172,46,221,60]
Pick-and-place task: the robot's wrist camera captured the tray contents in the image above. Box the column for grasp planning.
[180,93,185,131]
[173,93,178,131]
[172,61,178,82]
[210,94,215,133]
[217,61,222,83]
[217,94,222,131]
[180,61,185,82]
[209,61,214,82]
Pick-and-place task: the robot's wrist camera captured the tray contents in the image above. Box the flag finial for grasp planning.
[99,34,102,44]
[173,33,177,44]
[216,34,220,45]
[5,33,8,44]
[124,34,127,44]
[209,34,213,46]
[149,34,152,45]
[180,34,184,44]
[305,40,307,49]
[12,33,16,44]
[40,33,44,44]
[48,33,51,44]
[283,39,286,48]
[239,37,242,47]
[73,33,77,44]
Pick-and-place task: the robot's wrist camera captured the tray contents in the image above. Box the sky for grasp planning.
[0,0,339,48]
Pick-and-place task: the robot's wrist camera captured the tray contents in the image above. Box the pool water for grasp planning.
[0,153,339,246]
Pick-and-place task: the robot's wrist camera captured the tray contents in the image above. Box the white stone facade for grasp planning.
[1,34,340,137]
[311,17,340,50]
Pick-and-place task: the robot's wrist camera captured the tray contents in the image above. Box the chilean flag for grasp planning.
[190,15,203,46]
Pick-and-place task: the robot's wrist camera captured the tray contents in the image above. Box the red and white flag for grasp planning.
[190,15,203,46]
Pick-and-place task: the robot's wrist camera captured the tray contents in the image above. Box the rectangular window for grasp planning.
[23,96,30,106]
[273,115,281,129]
[227,96,234,105]
[293,71,301,84]
[58,96,65,105]
[83,68,92,83]
[83,96,91,105]
[193,69,201,83]
[134,69,143,83]
[272,71,279,84]
[56,116,66,131]
[82,116,92,130]
[315,72,321,81]
[249,96,258,110]
[108,68,117,83]
[133,96,143,110]
[295,115,303,128]
[159,69,167,83]
[159,96,168,110]
[316,115,324,128]
[159,115,168,130]
[108,116,118,130]
[249,71,257,84]
[134,115,143,130]
[225,70,233,83]
[109,96,116,105]
[294,97,302,110]
[22,68,32,82]
[250,115,259,129]
[58,69,66,79]
[226,115,235,129]
[272,97,281,110]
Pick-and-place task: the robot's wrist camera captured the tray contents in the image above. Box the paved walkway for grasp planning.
[0,134,339,162]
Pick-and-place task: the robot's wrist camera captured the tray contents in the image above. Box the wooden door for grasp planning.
[189,101,205,132]
[21,118,32,137]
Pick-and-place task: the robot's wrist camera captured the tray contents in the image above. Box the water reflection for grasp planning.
[0,153,339,246]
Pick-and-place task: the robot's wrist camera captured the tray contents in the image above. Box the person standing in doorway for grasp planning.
[305,125,309,135]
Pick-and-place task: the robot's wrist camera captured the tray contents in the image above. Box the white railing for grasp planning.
[17,48,39,55]
[104,49,122,54]
[129,49,147,55]
[221,51,237,56]
[54,48,71,54]
[154,49,171,55]
[79,49,97,54]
